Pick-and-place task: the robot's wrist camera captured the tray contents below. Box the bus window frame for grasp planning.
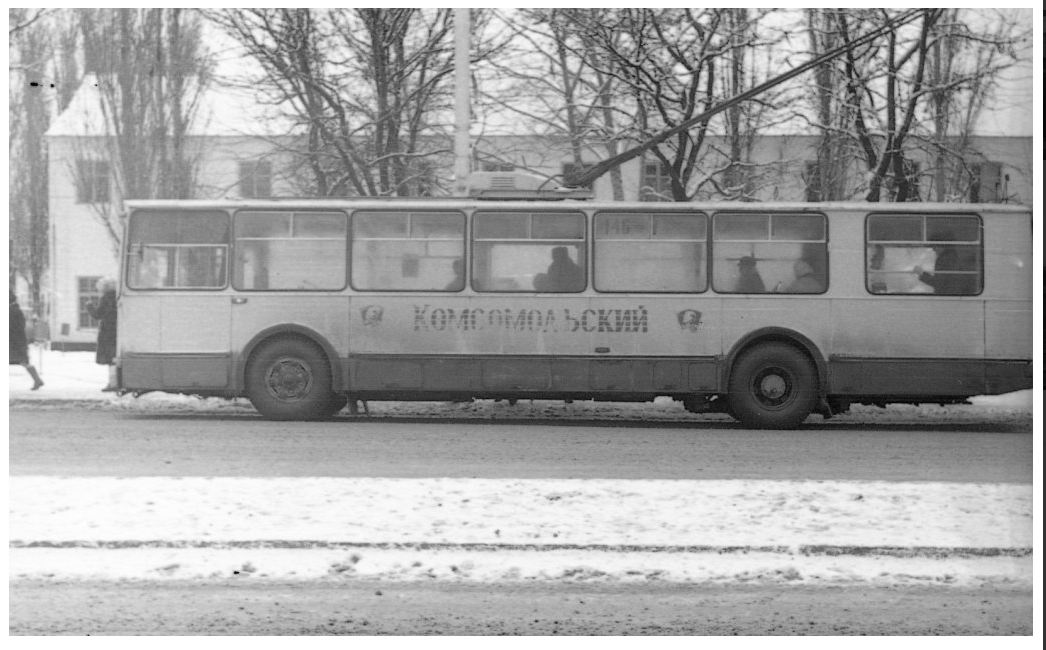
[592,209,709,294]
[349,209,467,293]
[471,209,588,294]
[710,210,829,295]
[864,211,984,297]
[124,208,231,291]
[232,208,349,292]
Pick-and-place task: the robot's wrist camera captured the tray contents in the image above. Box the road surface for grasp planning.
[7,408,1032,482]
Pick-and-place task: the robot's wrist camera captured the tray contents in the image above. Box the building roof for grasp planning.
[46,74,295,138]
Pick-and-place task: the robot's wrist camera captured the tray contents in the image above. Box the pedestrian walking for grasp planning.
[87,278,117,365]
[9,290,43,390]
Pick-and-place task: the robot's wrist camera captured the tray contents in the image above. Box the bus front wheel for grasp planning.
[727,343,818,429]
[246,338,333,420]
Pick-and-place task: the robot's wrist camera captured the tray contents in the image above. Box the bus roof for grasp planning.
[122,198,1031,214]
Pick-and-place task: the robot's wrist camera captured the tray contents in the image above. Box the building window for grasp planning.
[77,276,102,328]
[711,212,828,294]
[803,161,823,202]
[865,213,982,295]
[480,161,515,172]
[640,161,672,201]
[76,160,110,204]
[562,162,593,190]
[969,162,1003,203]
[239,161,273,198]
[883,160,921,201]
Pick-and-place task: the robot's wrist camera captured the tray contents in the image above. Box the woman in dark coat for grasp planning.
[9,290,43,389]
[87,278,117,365]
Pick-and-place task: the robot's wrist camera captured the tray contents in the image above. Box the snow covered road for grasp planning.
[10,476,1033,586]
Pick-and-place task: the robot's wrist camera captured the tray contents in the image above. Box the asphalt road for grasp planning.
[8,407,1032,482]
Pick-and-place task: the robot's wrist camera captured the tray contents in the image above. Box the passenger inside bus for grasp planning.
[914,234,977,295]
[734,256,766,293]
[445,258,465,291]
[781,259,823,293]
[533,246,584,292]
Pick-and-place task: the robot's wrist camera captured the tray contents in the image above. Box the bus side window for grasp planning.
[473,211,586,293]
[594,212,707,292]
[126,210,229,289]
[351,211,464,291]
[866,214,982,295]
[234,210,346,290]
[711,212,827,294]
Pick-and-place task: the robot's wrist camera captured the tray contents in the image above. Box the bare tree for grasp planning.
[922,9,1028,201]
[553,9,768,202]
[835,9,945,202]
[210,8,458,197]
[476,9,631,198]
[8,9,54,311]
[70,8,212,251]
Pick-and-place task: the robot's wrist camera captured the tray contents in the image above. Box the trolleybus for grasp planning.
[111,173,1033,428]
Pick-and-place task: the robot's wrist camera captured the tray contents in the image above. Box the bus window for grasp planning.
[594,212,707,292]
[473,211,585,292]
[712,213,827,294]
[126,210,229,289]
[866,214,982,295]
[352,211,464,291]
[234,210,347,290]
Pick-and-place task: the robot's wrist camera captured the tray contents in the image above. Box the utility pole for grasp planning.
[453,8,471,196]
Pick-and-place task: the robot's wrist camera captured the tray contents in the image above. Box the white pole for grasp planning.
[453,8,471,196]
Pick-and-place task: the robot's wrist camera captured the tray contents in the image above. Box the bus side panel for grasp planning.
[119,293,231,390]
[985,300,1032,360]
[828,358,987,396]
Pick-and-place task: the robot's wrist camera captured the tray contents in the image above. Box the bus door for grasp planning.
[228,210,351,389]
[590,211,718,393]
[122,209,232,390]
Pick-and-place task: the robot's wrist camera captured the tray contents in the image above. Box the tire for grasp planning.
[246,337,334,420]
[727,343,818,429]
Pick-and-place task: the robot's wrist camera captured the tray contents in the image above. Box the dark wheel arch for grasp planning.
[721,327,827,395]
[237,325,342,393]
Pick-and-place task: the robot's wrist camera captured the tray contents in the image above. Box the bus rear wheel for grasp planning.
[728,343,817,429]
[246,338,333,420]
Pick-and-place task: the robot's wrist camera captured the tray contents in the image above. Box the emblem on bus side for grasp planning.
[361,305,384,327]
[677,309,702,332]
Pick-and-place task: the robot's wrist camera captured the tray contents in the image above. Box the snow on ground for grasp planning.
[10,477,1033,548]
[9,477,1033,586]
[7,349,1035,586]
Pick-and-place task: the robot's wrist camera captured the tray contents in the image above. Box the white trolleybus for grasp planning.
[112,173,1032,428]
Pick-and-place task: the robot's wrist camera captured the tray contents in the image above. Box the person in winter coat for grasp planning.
[9,290,43,390]
[86,278,117,365]
[533,246,584,292]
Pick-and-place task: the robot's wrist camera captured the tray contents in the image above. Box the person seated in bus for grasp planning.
[914,237,976,295]
[445,258,465,291]
[781,259,823,293]
[734,256,766,293]
[533,246,584,292]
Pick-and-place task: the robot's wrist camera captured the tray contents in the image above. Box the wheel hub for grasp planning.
[266,358,313,400]
[752,367,792,408]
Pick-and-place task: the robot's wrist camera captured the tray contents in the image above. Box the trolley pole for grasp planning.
[453,8,471,197]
